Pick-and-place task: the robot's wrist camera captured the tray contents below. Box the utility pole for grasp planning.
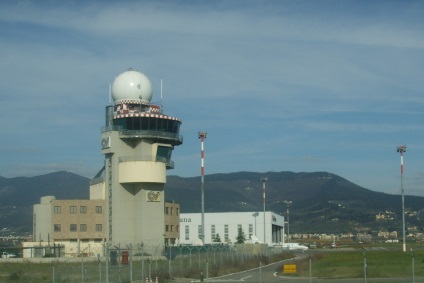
[261,177,268,243]
[397,145,407,252]
[283,200,292,243]
[198,132,207,244]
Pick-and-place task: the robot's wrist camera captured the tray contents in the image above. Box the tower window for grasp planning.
[80,206,87,214]
[96,206,102,213]
[54,224,61,232]
[157,146,172,162]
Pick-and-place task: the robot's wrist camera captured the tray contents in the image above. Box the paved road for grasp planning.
[173,255,301,282]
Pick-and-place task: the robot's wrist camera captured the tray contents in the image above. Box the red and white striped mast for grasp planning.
[198,132,207,244]
[397,145,407,252]
[261,177,268,243]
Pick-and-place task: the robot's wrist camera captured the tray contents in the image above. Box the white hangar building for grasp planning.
[179,211,284,245]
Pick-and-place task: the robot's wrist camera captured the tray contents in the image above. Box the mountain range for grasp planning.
[1,171,423,235]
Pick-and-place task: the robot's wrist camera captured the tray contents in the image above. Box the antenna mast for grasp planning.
[160,79,163,111]
[396,145,407,252]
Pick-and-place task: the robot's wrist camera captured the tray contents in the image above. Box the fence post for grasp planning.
[206,261,208,279]
[259,261,262,283]
[141,245,145,281]
[105,243,109,283]
[97,253,102,283]
[52,262,55,283]
[129,244,133,282]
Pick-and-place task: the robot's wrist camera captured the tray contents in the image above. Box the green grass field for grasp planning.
[281,248,424,279]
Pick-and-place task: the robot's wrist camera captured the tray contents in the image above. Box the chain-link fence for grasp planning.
[49,243,280,283]
[2,245,423,283]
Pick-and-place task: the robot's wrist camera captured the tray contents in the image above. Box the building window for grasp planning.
[185,225,189,240]
[80,206,87,214]
[70,206,77,214]
[170,207,173,215]
[70,224,77,232]
[176,208,179,215]
[96,206,102,214]
[166,225,169,232]
[198,225,202,239]
[80,224,87,232]
[211,225,216,241]
[54,224,61,232]
[224,225,229,242]
[165,207,169,215]
[249,224,253,238]
[96,224,102,232]
[54,206,61,214]
[171,225,173,232]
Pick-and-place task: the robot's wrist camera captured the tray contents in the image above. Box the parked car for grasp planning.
[1,252,16,258]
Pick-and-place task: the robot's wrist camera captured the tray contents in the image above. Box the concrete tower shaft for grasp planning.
[100,69,182,249]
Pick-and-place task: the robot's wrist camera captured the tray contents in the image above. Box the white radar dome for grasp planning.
[111,69,153,102]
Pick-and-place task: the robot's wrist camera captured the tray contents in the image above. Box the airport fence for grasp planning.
[48,243,280,283]
[2,246,424,283]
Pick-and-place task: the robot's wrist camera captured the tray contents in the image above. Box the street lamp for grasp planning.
[261,178,268,243]
[283,200,292,243]
[396,145,407,252]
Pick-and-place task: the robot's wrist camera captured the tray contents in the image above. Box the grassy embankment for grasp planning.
[280,245,424,279]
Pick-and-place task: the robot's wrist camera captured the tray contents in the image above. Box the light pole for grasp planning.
[283,200,292,243]
[397,145,407,252]
[261,177,268,243]
[198,132,207,244]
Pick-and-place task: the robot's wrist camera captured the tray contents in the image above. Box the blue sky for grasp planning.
[0,1,423,196]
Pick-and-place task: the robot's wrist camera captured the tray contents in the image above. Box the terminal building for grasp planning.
[179,211,284,245]
[30,69,183,257]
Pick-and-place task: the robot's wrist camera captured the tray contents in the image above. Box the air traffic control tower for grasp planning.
[100,69,182,249]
